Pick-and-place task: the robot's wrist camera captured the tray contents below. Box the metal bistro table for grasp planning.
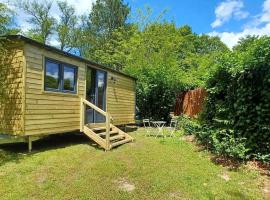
[152,121,166,138]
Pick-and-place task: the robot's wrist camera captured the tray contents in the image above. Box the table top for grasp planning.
[152,121,166,124]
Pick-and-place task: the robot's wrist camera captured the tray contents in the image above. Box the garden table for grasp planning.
[152,121,166,138]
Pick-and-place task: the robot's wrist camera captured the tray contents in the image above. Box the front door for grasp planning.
[86,67,107,124]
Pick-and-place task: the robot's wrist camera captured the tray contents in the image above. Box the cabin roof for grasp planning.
[5,35,136,80]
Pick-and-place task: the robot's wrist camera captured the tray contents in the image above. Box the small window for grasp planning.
[63,65,76,92]
[45,58,77,93]
[45,60,60,90]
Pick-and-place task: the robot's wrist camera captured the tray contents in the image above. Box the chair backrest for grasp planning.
[143,119,151,127]
[170,118,178,128]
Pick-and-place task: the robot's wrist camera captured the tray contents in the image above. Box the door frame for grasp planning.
[94,69,107,112]
[85,66,108,123]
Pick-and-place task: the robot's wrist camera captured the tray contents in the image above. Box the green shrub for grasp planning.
[177,115,250,160]
[177,115,201,135]
[195,127,249,159]
[202,36,270,163]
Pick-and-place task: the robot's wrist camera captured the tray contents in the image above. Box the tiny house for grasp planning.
[0,35,135,151]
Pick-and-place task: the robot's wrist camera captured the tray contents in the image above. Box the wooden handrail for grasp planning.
[80,98,111,150]
[82,99,107,116]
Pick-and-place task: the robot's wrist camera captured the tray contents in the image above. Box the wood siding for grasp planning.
[107,72,135,125]
[23,43,135,136]
[0,43,24,135]
[24,44,85,135]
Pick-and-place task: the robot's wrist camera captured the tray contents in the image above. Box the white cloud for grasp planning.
[66,0,95,14]
[210,0,270,49]
[258,0,270,23]
[209,24,270,48]
[211,0,249,28]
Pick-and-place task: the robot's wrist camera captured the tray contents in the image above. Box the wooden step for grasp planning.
[98,130,118,137]
[110,134,125,141]
[83,126,107,149]
[111,138,132,148]
[91,127,107,132]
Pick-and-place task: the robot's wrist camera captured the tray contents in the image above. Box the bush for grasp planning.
[201,37,270,163]
[176,115,250,160]
[195,127,249,159]
[177,115,201,135]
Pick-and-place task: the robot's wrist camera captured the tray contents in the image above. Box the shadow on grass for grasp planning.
[0,132,103,166]
[227,191,251,199]
[210,155,242,171]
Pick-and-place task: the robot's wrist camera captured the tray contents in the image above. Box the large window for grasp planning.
[45,58,77,93]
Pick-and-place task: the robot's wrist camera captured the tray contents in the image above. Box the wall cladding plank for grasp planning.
[21,43,135,135]
[24,44,86,135]
[0,44,24,135]
[107,72,135,125]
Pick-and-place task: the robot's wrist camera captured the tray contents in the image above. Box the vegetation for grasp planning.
[0,3,18,35]
[199,37,270,163]
[0,2,19,51]
[1,1,269,163]
[19,0,55,43]
[0,131,267,200]
[5,1,227,120]
[56,0,78,51]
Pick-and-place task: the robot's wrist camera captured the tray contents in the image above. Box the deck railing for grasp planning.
[80,98,111,150]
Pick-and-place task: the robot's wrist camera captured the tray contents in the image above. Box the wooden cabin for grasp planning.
[0,35,135,151]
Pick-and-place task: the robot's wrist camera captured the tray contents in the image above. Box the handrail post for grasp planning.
[80,98,85,132]
[106,113,110,150]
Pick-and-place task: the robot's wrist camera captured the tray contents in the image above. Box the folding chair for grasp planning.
[143,119,152,136]
[166,118,178,137]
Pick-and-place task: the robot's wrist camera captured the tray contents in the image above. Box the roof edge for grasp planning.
[4,35,137,80]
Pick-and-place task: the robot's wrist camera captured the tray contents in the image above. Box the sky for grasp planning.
[1,0,270,48]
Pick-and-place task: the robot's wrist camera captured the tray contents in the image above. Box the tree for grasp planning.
[72,15,96,57]
[80,0,130,60]
[56,0,77,51]
[0,3,19,35]
[123,23,184,120]
[233,35,259,52]
[89,0,130,39]
[19,0,55,44]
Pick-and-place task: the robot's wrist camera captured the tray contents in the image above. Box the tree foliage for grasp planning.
[201,36,270,162]
[56,0,78,51]
[0,3,18,35]
[19,0,55,44]
[89,0,130,38]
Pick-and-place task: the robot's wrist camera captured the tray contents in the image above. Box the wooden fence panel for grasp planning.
[174,88,207,117]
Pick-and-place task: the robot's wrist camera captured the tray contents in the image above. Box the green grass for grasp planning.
[0,129,268,200]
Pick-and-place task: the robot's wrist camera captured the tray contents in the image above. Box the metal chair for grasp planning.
[166,118,178,137]
[143,119,152,136]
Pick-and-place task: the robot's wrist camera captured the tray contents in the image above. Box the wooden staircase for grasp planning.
[83,124,133,150]
[80,98,133,151]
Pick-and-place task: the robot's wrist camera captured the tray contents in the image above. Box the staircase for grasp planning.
[80,98,133,151]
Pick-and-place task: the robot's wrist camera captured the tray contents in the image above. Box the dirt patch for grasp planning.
[35,173,47,185]
[218,172,230,182]
[168,191,185,199]
[115,178,135,192]
[180,135,195,142]
[246,161,270,176]
[262,180,270,197]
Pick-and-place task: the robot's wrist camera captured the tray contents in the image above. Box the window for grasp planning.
[45,59,77,93]
[45,61,60,90]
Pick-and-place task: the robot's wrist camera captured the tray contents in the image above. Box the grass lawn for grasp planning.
[0,128,269,200]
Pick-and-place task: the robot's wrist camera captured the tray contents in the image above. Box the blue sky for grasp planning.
[126,0,270,48]
[2,0,270,48]
[127,0,262,33]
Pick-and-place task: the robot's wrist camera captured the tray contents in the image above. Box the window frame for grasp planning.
[44,58,78,94]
